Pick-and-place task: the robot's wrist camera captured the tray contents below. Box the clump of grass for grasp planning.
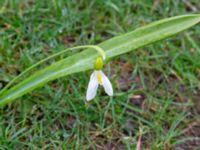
[0,0,200,149]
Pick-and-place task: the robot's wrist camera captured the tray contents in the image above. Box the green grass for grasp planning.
[0,0,200,149]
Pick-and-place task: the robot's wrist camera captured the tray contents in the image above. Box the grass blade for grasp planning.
[0,14,200,106]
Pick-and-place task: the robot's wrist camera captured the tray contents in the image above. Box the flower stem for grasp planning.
[0,45,106,95]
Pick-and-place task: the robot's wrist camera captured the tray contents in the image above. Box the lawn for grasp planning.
[0,0,200,149]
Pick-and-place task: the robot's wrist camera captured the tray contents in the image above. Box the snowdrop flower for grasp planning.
[86,57,113,101]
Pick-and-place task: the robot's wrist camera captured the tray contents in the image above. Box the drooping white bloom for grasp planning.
[86,70,113,101]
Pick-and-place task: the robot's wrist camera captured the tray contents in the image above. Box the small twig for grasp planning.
[181,121,199,135]
[183,0,198,12]
[136,129,142,150]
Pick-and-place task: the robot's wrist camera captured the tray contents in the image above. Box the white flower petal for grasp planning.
[86,72,99,101]
[101,71,113,96]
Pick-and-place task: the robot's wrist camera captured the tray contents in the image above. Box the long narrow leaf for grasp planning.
[0,14,200,106]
